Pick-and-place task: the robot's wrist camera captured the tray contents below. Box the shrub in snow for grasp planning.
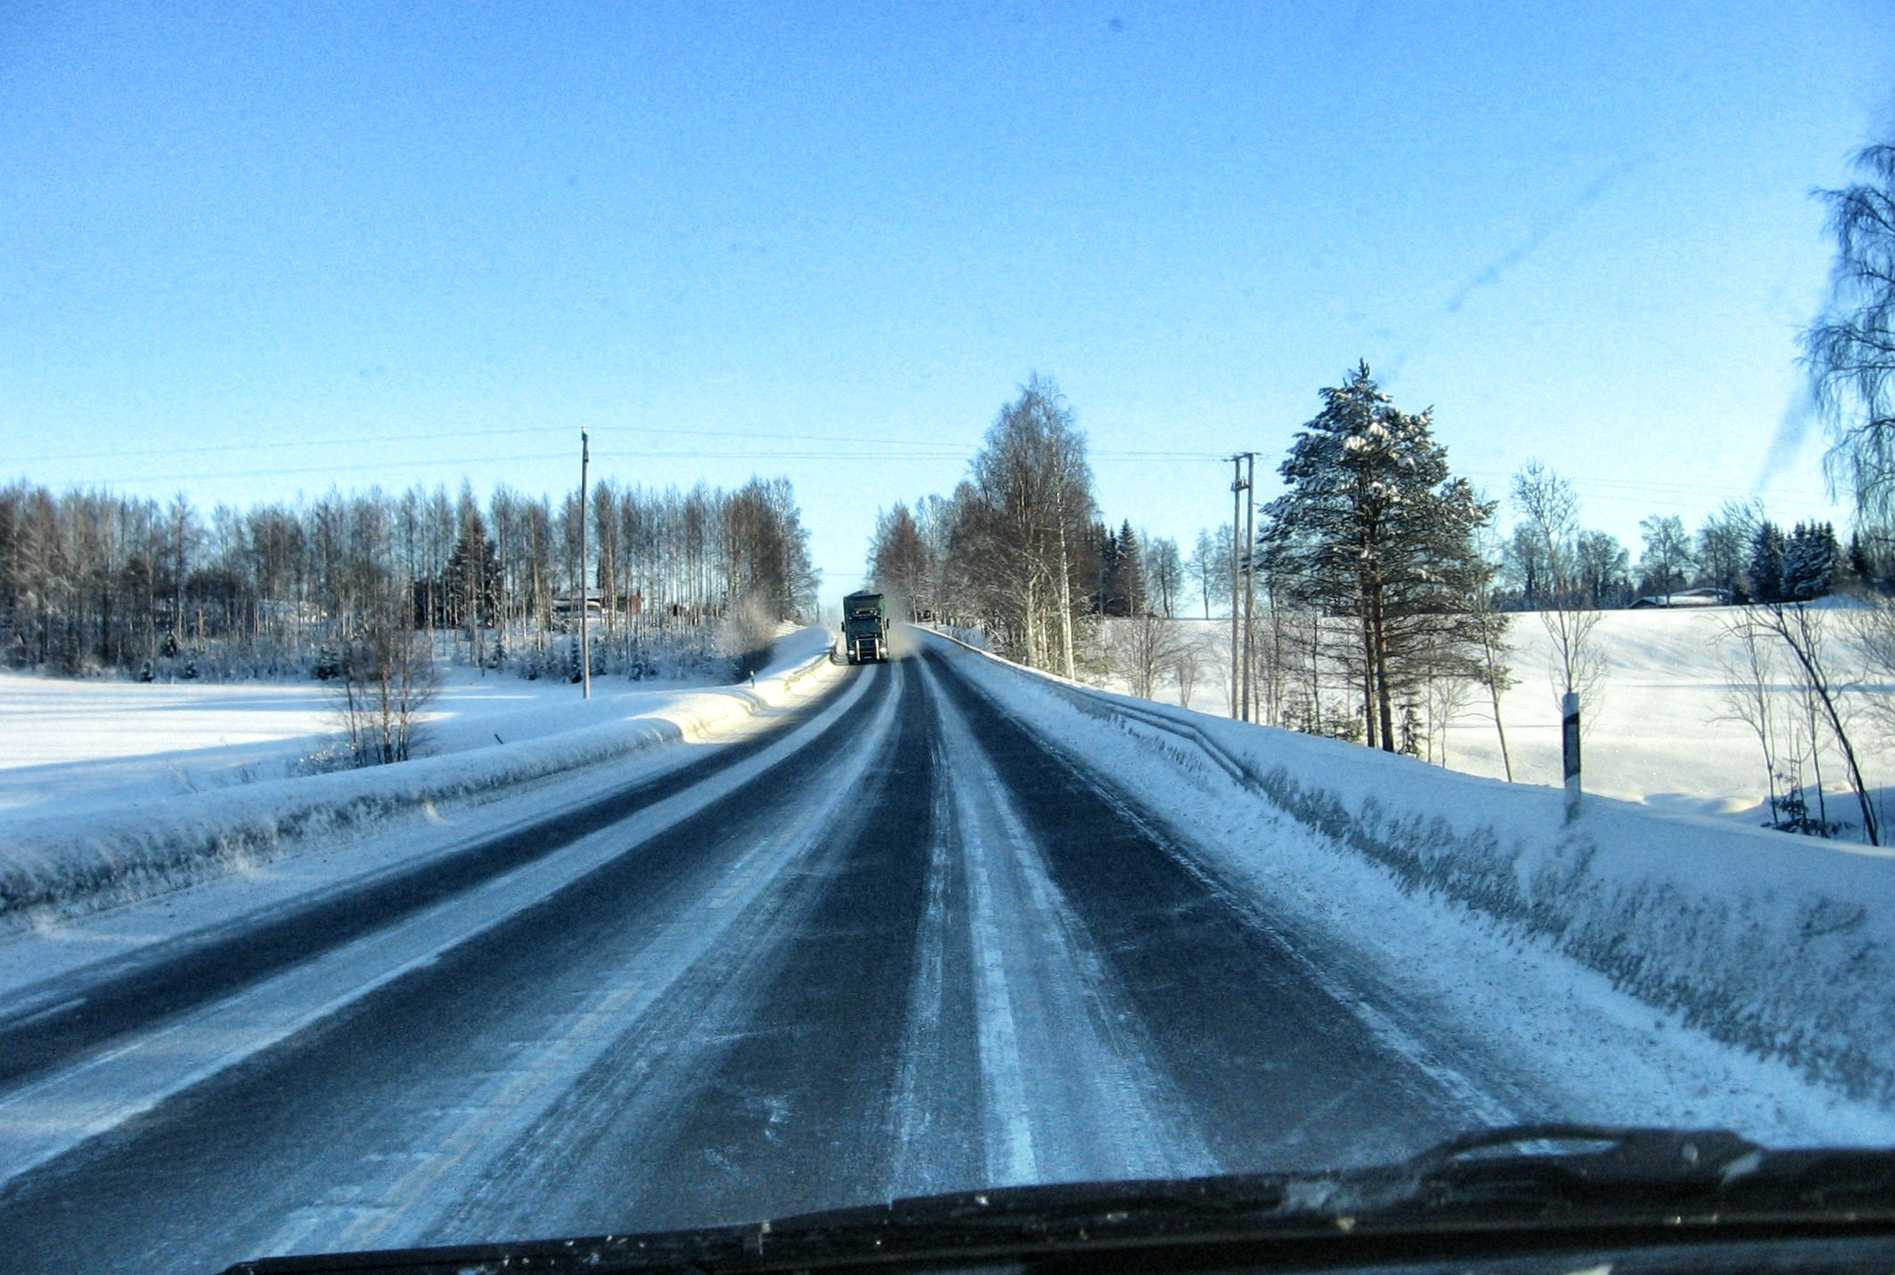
[313,644,342,681]
[333,621,438,766]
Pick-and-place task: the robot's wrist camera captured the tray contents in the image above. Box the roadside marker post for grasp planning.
[1562,691,1582,822]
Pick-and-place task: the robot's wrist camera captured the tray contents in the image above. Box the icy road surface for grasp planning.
[0,640,1829,1270]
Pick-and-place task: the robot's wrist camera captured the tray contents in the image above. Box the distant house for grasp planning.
[1629,587,1731,609]
[550,590,604,627]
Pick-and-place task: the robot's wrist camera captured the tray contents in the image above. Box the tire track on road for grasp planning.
[478,655,952,1235]
[917,653,1216,1188]
[923,645,1519,1174]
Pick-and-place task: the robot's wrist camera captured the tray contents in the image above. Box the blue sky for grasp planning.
[4,1,1892,605]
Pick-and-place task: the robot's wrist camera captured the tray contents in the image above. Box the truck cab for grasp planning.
[840,591,890,664]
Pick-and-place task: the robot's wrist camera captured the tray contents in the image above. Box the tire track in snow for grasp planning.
[916,655,1215,1187]
[886,724,983,1199]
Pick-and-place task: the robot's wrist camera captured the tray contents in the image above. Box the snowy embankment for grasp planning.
[927,628,1895,1110]
[0,628,836,935]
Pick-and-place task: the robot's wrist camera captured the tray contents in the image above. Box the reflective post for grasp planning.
[1562,691,1581,822]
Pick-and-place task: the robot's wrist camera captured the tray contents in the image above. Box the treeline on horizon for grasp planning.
[0,474,819,682]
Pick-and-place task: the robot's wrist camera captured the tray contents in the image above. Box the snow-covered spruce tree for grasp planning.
[443,487,501,668]
[1105,521,1147,618]
[1782,521,1841,602]
[1748,519,1787,603]
[1398,696,1423,757]
[1261,362,1496,752]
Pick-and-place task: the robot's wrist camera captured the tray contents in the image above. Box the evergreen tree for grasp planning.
[1398,697,1423,757]
[443,508,501,629]
[1086,520,1114,615]
[1747,520,1787,603]
[1782,521,1840,601]
[1261,362,1495,751]
[1848,530,1872,586]
[1108,521,1147,616]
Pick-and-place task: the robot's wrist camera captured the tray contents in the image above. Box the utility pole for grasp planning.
[1229,457,1244,718]
[579,430,591,700]
[1242,451,1257,723]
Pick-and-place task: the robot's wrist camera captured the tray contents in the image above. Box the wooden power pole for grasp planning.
[1229,456,1244,719]
[579,430,591,700]
[1242,450,1257,723]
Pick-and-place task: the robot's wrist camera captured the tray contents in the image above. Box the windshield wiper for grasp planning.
[222,1124,1895,1274]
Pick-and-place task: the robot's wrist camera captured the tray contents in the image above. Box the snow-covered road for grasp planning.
[0,639,1861,1271]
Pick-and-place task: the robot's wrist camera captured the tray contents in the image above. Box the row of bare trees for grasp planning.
[0,474,817,681]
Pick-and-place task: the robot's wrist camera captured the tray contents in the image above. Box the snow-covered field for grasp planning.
[0,655,733,816]
[0,628,837,934]
[1110,605,1891,829]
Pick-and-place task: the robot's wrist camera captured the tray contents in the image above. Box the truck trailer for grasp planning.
[841,591,890,664]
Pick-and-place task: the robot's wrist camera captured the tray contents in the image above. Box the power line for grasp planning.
[33,442,1232,488]
[1457,466,1837,501]
[7,425,576,465]
[12,424,1226,483]
[9,423,975,465]
[47,448,965,486]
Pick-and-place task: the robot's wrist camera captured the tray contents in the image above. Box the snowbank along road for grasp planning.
[0,634,1679,1270]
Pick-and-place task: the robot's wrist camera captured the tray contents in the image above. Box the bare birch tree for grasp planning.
[1743,600,1878,844]
[1512,461,1607,732]
[1718,613,1786,828]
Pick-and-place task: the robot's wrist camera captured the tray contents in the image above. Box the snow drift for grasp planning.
[924,628,1895,1106]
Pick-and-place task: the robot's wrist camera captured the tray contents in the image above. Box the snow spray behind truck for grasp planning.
[840,591,890,664]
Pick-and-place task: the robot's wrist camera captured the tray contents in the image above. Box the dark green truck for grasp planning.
[840,591,890,664]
